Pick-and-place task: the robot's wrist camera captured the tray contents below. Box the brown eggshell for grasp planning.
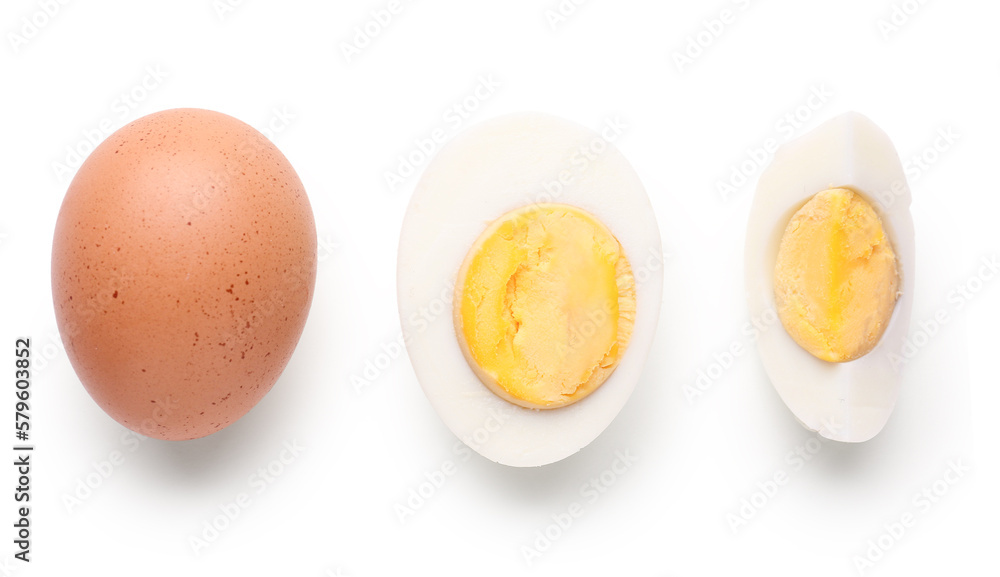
[51,108,317,440]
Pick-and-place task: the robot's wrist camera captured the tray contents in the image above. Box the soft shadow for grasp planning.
[135,311,327,492]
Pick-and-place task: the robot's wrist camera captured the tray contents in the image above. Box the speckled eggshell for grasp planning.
[52,108,317,440]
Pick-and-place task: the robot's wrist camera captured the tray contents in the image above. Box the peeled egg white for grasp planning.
[397,113,663,467]
[745,112,915,443]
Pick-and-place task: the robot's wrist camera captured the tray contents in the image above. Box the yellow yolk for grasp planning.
[454,204,635,409]
[774,188,900,362]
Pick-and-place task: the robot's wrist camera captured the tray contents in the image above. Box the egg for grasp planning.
[52,108,317,441]
[745,112,915,442]
[397,113,663,466]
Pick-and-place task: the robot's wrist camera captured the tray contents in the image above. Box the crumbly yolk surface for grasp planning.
[454,203,635,409]
[774,188,899,363]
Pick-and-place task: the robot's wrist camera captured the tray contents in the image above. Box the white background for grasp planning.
[2,0,998,575]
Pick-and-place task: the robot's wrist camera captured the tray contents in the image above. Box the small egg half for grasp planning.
[745,112,915,442]
[398,113,663,466]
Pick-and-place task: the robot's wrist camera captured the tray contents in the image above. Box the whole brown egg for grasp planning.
[51,108,317,440]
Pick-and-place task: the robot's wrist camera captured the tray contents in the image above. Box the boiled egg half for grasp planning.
[398,113,663,466]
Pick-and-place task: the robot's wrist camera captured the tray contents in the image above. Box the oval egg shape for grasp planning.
[745,112,915,442]
[52,108,317,440]
[397,112,663,467]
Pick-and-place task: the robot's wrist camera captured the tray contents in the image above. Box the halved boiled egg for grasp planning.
[745,112,915,443]
[397,113,663,466]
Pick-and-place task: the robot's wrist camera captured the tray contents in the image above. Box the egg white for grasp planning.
[745,112,916,443]
[397,113,663,466]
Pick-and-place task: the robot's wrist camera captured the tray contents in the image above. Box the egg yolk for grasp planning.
[774,188,899,363]
[454,204,635,409]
